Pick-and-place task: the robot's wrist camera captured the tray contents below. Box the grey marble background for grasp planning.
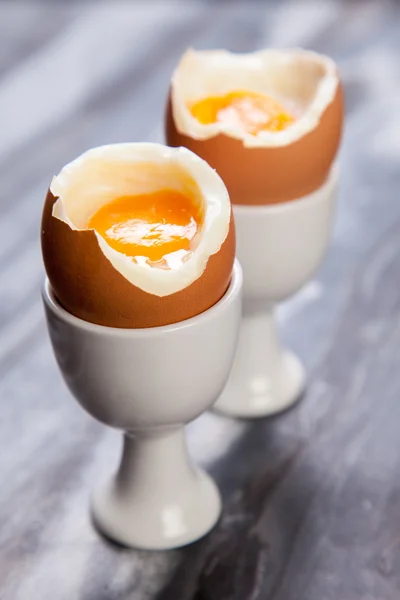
[1,0,400,598]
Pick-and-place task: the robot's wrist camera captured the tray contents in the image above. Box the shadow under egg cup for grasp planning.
[215,166,338,418]
[42,261,242,550]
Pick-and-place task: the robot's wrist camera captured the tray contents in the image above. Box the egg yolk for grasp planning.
[88,190,202,265]
[189,90,295,135]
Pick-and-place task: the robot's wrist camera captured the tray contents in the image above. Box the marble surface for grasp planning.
[2,0,400,598]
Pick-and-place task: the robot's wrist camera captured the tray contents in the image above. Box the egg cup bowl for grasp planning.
[215,166,338,418]
[42,260,242,550]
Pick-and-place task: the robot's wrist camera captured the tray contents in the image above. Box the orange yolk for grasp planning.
[88,190,202,264]
[190,90,295,135]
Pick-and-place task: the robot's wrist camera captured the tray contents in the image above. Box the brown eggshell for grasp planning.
[165,82,344,205]
[41,190,235,328]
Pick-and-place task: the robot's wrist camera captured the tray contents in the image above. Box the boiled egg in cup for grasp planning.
[42,143,235,329]
[41,142,243,550]
[166,49,344,417]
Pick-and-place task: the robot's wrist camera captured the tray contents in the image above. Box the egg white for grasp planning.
[50,143,231,297]
[171,48,340,148]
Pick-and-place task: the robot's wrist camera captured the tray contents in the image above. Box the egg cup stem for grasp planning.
[215,299,305,418]
[91,428,221,550]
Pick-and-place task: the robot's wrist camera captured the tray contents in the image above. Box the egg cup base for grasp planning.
[215,305,305,418]
[215,350,304,419]
[91,428,221,550]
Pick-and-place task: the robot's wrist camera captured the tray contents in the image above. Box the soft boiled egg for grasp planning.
[166,48,344,204]
[41,143,235,328]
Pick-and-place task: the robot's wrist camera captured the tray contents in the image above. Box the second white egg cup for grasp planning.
[215,167,338,418]
[42,261,242,550]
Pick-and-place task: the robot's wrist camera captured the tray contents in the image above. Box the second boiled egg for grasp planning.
[166,48,344,204]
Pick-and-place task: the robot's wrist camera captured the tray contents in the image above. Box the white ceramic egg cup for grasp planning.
[42,261,242,550]
[215,166,338,418]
